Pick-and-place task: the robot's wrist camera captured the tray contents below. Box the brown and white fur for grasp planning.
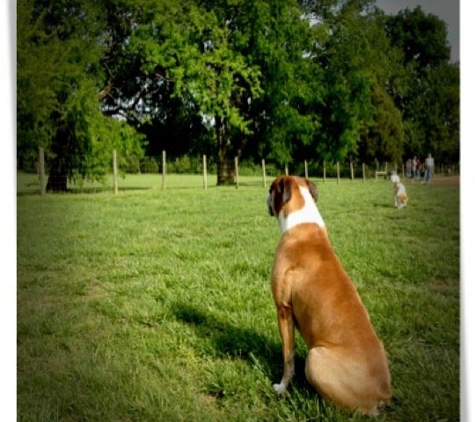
[267,175,391,417]
[394,182,408,209]
[391,174,408,209]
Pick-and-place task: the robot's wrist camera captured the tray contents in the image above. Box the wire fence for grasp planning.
[19,148,460,196]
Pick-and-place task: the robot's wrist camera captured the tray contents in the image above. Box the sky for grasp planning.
[375,0,460,63]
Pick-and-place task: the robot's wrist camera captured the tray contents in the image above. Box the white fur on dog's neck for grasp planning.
[278,186,325,233]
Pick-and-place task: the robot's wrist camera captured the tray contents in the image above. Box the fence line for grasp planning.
[161,150,166,191]
[113,150,119,195]
[203,155,208,190]
[38,147,46,196]
[31,149,459,195]
[234,156,239,189]
[261,159,267,188]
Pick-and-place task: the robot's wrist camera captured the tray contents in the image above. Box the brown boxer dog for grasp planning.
[267,175,391,416]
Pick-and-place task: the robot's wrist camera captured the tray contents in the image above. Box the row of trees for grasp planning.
[17,0,459,189]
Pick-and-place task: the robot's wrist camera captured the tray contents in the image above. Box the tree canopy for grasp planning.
[17,0,459,188]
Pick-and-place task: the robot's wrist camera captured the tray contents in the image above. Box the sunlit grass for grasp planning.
[17,174,459,421]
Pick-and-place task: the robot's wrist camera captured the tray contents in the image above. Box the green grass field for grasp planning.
[17,173,460,421]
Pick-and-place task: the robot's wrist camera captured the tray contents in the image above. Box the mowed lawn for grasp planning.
[17,173,460,421]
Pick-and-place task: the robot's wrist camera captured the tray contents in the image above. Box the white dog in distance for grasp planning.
[390,173,408,209]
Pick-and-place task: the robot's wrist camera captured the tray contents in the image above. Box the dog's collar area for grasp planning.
[278,209,325,233]
[278,186,325,233]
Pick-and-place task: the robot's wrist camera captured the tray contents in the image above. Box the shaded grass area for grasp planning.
[16,172,267,195]
[17,175,459,421]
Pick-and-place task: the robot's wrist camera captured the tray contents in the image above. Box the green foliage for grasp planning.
[17,0,146,188]
[384,6,459,162]
[64,80,146,182]
[166,155,202,174]
[138,157,159,174]
[359,84,404,162]
[385,5,451,69]
[16,0,459,186]
[246,0,325,166]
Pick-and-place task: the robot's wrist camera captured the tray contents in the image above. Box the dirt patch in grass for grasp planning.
[430,176,460,187]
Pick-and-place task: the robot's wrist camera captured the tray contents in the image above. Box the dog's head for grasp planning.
[267,176,318,218]
[390,173,400,184]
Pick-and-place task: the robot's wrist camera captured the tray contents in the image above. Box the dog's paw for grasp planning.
[273,383,287,395]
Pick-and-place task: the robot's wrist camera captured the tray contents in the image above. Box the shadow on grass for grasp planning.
[17,186,152,196]
[68,186,152,194]
[172,305,401,418]
[171,301,310,390]
[372,202,397,209]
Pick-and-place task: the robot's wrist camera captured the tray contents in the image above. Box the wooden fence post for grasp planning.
[362,163,366,182]
[203,154,207,190]
[337,162,340,184]
[113,149,119,195]
[350,161,354,182]
[261,159,266,188]
[234,156,239,189]
[323,161,326,183]
[285,165,289,176]
[39,147,46,196]
[162,150,166,190]
[304,160,308,179]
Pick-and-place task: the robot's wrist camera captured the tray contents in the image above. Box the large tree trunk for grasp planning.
[46,157,68,192]
[215,116,235,185]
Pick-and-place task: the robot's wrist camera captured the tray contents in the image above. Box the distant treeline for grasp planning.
[17,0,459,189]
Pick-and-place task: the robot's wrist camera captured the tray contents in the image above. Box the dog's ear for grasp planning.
[306,179,318,203]
[279,177,293,204]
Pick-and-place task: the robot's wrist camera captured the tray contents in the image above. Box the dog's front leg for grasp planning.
[273,304,295,395]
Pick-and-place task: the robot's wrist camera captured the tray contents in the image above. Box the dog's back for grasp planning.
[273,224,392,415]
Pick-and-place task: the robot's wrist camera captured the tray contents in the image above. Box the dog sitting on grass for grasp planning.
[390,174,408,209]
[267,176,392,417]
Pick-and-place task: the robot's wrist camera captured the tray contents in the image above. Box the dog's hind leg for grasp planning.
[305,347,388,416]
[273,304,295,394]
[305,347,348,405]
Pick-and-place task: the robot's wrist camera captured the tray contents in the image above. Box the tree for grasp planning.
[100,0,333,182]
[100,0,264,184]
[384,6,451,70]
[310,1,386,164]
[384,6,459,162]
[98,0,409,177]
[241,0,324,169]
[18,0,458,186]
[411,62,459,163]
[17,0,145,191]
[358,84,404,163]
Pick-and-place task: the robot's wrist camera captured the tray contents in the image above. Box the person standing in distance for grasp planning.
[423,153,434,184]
